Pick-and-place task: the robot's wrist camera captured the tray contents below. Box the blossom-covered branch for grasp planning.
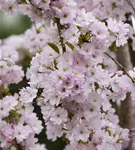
[1,0,135,150]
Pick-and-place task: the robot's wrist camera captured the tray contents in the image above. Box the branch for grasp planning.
[105,52,135,83]
[55,18,66,53]
[13,139,24,150]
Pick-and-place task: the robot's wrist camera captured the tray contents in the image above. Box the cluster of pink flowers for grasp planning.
[0,91,47,150]
[76,0,135,51]
[0,40,24,87]
[76,0,134,20]
[0,0,135,150]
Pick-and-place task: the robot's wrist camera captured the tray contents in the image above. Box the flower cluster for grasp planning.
[28,42,133,149]
[0,40,24,87]
[1,0,135,150]
[76,0,135,21]
[0,89,47,150]
[76,0,135,51]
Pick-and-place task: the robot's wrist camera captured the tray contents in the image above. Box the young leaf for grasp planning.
[48,42,60,54]
[66,42,74,51]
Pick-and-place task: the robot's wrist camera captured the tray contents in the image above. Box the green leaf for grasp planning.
[48,42,60,54]
[53,59,58,69]
[107,130,111,136]
[20,0,27,3]
[66,42,74,51]
[109,42,117,52]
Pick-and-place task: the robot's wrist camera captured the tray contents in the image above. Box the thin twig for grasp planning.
[126,0,135,12]
[105,52,135,83]
[33,22,39,33]
[55,18,66,53]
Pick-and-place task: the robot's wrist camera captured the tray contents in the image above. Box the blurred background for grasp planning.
[0,12,66,150]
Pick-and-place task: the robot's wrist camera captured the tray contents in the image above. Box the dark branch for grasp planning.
[105,52,135,83]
